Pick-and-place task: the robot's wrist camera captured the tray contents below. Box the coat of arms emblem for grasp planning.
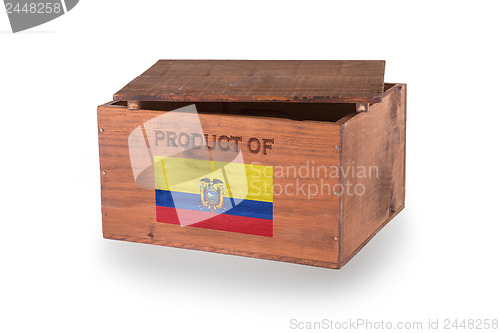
[199,178,226,212]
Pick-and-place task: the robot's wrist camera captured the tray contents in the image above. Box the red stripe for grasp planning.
[156,206,273,237]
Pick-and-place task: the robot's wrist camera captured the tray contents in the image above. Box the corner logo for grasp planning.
[4,0,79,33]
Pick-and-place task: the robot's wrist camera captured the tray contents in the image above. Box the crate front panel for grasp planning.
[98,105,341,265]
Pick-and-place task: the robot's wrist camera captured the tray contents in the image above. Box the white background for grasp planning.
[1,1,499,332]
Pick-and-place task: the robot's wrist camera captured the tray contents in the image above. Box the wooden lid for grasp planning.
[114,60,385,104]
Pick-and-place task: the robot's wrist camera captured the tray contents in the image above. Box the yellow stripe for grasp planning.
[160,158,169,189]
[153,156,273,202]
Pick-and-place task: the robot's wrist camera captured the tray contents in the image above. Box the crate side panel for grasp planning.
[98,106,342,266]
[340,84,406,265]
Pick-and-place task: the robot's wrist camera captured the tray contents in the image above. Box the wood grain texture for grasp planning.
[98,103,342,267]
[339,84,406,266]
[113,60,386,104]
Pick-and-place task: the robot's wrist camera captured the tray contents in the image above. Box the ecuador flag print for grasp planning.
[154,156,273,237]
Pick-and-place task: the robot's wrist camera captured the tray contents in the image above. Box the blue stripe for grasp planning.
[155,189,273,220]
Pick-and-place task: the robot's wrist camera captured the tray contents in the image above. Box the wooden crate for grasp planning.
[98,60,406,269]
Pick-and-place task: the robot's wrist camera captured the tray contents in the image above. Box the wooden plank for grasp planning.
[339,84,406,266]
[98,104,343,267]
[113,60,386,104]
